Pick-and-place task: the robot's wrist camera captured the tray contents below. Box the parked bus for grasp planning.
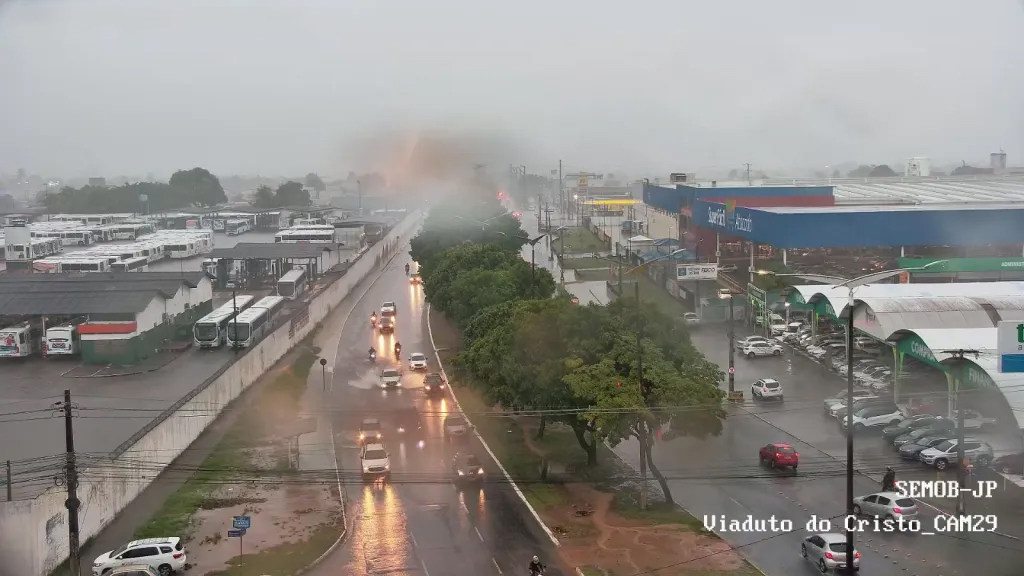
[56,258,113,273]
[226,307,271,348]
[193,295,256,348]
[277,268,308,300]
[0,322,39,358]
[274,228,335,243]
[45,319,86,356]
[225,219,251,236]
[112,224,152,240]
[110,256,149,272]
[251,295,286,323]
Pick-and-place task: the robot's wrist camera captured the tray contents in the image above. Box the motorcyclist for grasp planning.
[370,311,377,326]
[528,556,545,575]
[405,262,410,275]
[394,341,402,359]
[882,466,896,491]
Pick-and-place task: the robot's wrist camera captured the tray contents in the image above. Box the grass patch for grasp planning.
[133,342,321,540]
[611,493,705,533]
[206,518,343,576]
[554,226,608,254]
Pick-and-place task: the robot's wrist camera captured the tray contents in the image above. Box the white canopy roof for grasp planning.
[628,235,654,243]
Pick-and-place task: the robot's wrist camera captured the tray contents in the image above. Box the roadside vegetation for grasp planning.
[413,192,757,574]
[552,226,609,254]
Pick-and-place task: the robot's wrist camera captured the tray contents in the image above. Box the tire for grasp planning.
[773,350,781,356]
[935,458,948,470]
[853,504,861,515]
[747,352,755,359]
[102,570,112,576]
[977,455,992,467]
[819,559,828,573]
[853,423,865,432]
[801,544,808,558]
[158,565,173,576]
[889,420,901,426]
[792,464,798,472]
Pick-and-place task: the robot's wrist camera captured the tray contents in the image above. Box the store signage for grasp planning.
[895,334,941,369]
[997,321,1024,373]
[733,212,753,233]
[677,264,718,281]
[707,206,727,227]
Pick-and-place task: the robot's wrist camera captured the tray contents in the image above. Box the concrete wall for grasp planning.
[0,211,422,576]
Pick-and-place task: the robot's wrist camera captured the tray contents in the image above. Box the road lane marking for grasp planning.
[420,559,431,576]
[475,526,484,541]
[492,557,503,574]
[409,532,418,549]
[729,497,746,511]
[461,499,470,516]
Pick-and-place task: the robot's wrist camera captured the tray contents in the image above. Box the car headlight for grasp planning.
[458,470,465,475]
[398,426,405,433]
[359,433,364,439]
[376,432,381,438]
[384,462,390,470]
[477,469,484,475]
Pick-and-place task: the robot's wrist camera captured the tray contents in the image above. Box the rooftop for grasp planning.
[757,202,1024,214]
[0,271,207,287]
[0,290,161,315]
[208,242,335,259]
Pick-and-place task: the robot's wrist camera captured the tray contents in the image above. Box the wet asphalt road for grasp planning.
[306,248,563,576]
[613,324,1024,576]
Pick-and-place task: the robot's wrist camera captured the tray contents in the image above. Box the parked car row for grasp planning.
[786,327,894,391]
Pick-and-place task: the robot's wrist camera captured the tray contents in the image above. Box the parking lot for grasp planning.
[0,347,235,499]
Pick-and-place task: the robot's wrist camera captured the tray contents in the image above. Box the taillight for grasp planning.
[855,551,861,559]
[173,553,183,559]
[825,552,834,560]
[892,507,901,514]
[794,453,799,458]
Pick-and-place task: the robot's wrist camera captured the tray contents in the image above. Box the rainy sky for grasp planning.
[1,0,1023,178]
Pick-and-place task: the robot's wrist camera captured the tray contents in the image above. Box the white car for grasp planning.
[736,335,769,350]
[743,341,783,358]
[844,404,904,431]
[381,301,397,316]
[380,368,402,388]
[360,442,391,481]
[719,264,738,273]
[751,378,783,400]
[93,538,186,576]
[823,391,877,413]
[955,409,998,430]
[408,352,428,370]
[769,319,788,336]
[682,312,700,326]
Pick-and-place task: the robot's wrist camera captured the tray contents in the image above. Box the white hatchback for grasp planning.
[408,352,428,370]
[751,378,783,400]
[736,335,769,350]
[380,368,402,388]
[743,341,783,359]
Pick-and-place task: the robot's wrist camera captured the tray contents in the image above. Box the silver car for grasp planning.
[801,533,860,572]
[852,491,919,525]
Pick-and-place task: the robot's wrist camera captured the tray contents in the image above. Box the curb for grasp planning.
[426,303,561,547]
[291,223,421,576]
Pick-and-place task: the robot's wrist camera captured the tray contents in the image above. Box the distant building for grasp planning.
[88,177,107,188]
[991,152,1008,174]
[905,157,931,177]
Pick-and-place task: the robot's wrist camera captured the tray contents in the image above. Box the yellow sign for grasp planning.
[577,176,589,188]
[583,198,637,206]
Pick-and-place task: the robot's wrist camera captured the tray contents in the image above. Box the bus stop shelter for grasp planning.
[207,243,335,290]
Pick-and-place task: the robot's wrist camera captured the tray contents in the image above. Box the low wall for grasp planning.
[0,211,422,576]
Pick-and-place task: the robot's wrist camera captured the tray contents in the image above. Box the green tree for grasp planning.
[421,244,520,316]
[252,185,276,208]
[869,164,897,178]
[410,196,528,269]
[275,181,311,206]
[169,167,227,207]
[305,173,326,196]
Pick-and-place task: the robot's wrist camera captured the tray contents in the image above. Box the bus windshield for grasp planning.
[279,283,295,297]
[194,323,218,341]
[228,322,249,341]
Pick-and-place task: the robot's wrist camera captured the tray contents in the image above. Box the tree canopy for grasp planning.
[414,195,725,506]
[42,167,227,213]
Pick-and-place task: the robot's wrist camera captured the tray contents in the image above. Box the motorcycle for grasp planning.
[370,314,377,328]
[394,348,402,361]
[369,351,377,363]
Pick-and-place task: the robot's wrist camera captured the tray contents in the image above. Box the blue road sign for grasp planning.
[232,515,251,530]
[227,529,245,538]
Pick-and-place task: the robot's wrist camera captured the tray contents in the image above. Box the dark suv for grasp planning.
[423,372,447,396]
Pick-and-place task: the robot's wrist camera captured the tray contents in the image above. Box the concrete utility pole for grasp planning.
[743,163,752,184]
[939,348,980,516]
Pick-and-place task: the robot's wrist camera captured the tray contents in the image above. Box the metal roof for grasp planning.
[208,243,332,259]
[759,203,1024,215]
[0,273,207,296]
[790,281,1024,318]
[854,296,995,340]
[0,290,160,315]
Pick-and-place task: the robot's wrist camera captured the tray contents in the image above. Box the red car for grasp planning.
[759,443,799,470]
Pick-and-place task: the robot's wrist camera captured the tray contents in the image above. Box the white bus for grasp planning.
[111,256,149,272]
[277,268,308,300]
[193,295,256,348]
[274,228,335,243]
[60,230,94,245]
[56,258,113,273]
[226,307,271,348]
[252,295,286,323]
[225,219,251,236]
[112,224,152,240]
[0,322,39,358]
[45,320,86,356]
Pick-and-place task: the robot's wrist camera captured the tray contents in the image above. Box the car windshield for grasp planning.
[466,456,481,467]
[194,323,218,341]
[897,419,918,429]
[914,437,936,446]
[894,498,915,507]
[383,370,399,378]
[364,449,387,460]
[934,440,955,452]
[383,302,395,308]
[111,543,130,557]
[362,421,380,431]
[828,542,849,553]
[425,374,442,383]
[411,354,425,361]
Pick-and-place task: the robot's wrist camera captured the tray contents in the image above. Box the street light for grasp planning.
[756,260,946,575]
[497,231,547,282]
[454,214,505,242]
[718,288,740,397]
[622,248,685,510]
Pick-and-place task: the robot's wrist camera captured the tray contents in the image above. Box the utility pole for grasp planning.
[60,389,82,576]
[743,163,752,184]
[635,281,648,510]
[558,160,563,217]
[940,348,979,516]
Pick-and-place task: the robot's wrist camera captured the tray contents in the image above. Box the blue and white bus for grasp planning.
[226,307,271,348]
[193,295,256,348]
[277,269,308,300]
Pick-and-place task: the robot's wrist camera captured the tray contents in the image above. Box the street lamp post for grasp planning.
[718,289,739,395]
[757,260,946,575]
[319,358,327,392]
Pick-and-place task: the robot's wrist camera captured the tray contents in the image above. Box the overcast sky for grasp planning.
[1,0,1023,179]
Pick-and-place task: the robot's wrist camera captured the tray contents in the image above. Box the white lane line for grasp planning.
[475,526,484,541]
[420,559,431,576]
[409,532,418,549]
[492,557,503,574]
[730,497,746,510]
[461,499,470,516]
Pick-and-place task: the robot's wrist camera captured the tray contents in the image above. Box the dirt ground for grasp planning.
[428,307,756,576]
[185,446,339,575]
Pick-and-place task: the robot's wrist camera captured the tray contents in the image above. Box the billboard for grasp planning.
[677,263,718,281]
[998,321,1024,373]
